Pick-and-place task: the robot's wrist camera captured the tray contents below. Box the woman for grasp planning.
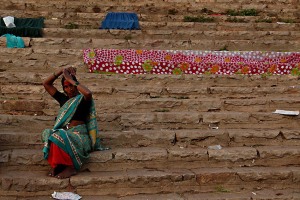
[42,67,103,179]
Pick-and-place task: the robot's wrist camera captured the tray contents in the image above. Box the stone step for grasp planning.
[2,146,299,171]
[1,108,300,131]
[0,167,299,195]
[7,189,300,200]
[2,70,300,85]
[42,18,300,30]
[1,71,300,86]
[2,97,300,116]
[1,128,299,150]
[40,28,300,41]
[2,72,300,96]
[1,38,299,52]
[2,0,299,17]
[1,9,299,31]
[43,17,300,30]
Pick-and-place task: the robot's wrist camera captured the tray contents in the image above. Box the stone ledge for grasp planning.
[0,189,299,200]
[1,167,299,194]
[2,146,299,167]
[1,128,300,149]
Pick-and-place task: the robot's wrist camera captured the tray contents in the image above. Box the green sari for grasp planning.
[42,94,104,170]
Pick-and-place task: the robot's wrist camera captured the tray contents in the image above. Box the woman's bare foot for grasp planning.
[47,165,66,177]
[55,166,77,179]
[48,168,55,177]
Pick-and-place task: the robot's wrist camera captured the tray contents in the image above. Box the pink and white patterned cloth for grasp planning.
[83,49,300,75]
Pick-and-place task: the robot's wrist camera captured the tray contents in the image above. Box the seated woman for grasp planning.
[42,67,103,179]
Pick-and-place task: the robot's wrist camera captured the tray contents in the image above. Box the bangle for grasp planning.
[53,72,58,78]
[74,81,80,86]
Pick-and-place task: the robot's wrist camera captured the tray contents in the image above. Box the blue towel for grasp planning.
[100,12,140,30]
[2,33,25,48]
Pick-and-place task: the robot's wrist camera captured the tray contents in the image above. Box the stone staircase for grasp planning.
[1,73,300,199]
[1,0,300,199]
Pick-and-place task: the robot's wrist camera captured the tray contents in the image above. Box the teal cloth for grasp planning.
[0,17,44,37]
[2,34,25,48]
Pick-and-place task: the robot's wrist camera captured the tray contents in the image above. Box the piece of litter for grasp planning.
[52,191,81,200]
[273,109,299,116]
[252,192,257,195]
[277,22,287,24]
[208,145,222,150]
[179,146,184,149]
[209,124,219,130]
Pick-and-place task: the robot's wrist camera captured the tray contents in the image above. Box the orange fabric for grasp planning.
[47,143,73,168]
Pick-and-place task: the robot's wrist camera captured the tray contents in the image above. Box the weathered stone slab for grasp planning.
[0,150,10,163]
[100,130,175,147]
[208,147,257,162]
[257,146,300,159]
[192,168,237,185]
[236,167,292,182]
[203,112,250,124]
[2,100,45,112]
[114,147,168,161]
[0,170,69,191]
[168,147,207,161]
[11,149,45,165]
[89,150,114,163]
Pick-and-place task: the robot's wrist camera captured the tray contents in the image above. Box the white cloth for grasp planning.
[3,16,16,28]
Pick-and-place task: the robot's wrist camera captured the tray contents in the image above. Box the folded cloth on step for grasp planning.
[1,34,25,48]
[100,12,140,30]
[0,17,44,37]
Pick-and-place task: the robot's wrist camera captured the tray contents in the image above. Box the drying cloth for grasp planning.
[100,12,140,30]
[2,34,25,48]
[0,17,44,37]
[83,49,300,75]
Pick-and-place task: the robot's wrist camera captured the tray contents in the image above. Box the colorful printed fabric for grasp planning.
[83,49,300,76]
[41,94,104,170]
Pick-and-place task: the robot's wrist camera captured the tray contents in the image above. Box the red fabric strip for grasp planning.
[48,142,73,168]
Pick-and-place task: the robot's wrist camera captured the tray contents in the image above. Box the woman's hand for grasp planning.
[63,67,77,81]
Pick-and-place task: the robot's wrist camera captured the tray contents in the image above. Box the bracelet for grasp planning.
[74,81,80,86]
[53,72,58,78]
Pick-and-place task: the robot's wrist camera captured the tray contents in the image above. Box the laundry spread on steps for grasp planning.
[1,34,25,48]
[100,12,140,30]
[0,16,44,37]
[83,49,300,75]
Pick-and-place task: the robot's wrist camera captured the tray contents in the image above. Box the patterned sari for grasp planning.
[42,94,104,170]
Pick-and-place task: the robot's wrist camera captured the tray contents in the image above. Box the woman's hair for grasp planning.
[61,75,78,87]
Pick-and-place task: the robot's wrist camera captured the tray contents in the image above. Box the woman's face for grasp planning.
[63,80,78,98]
